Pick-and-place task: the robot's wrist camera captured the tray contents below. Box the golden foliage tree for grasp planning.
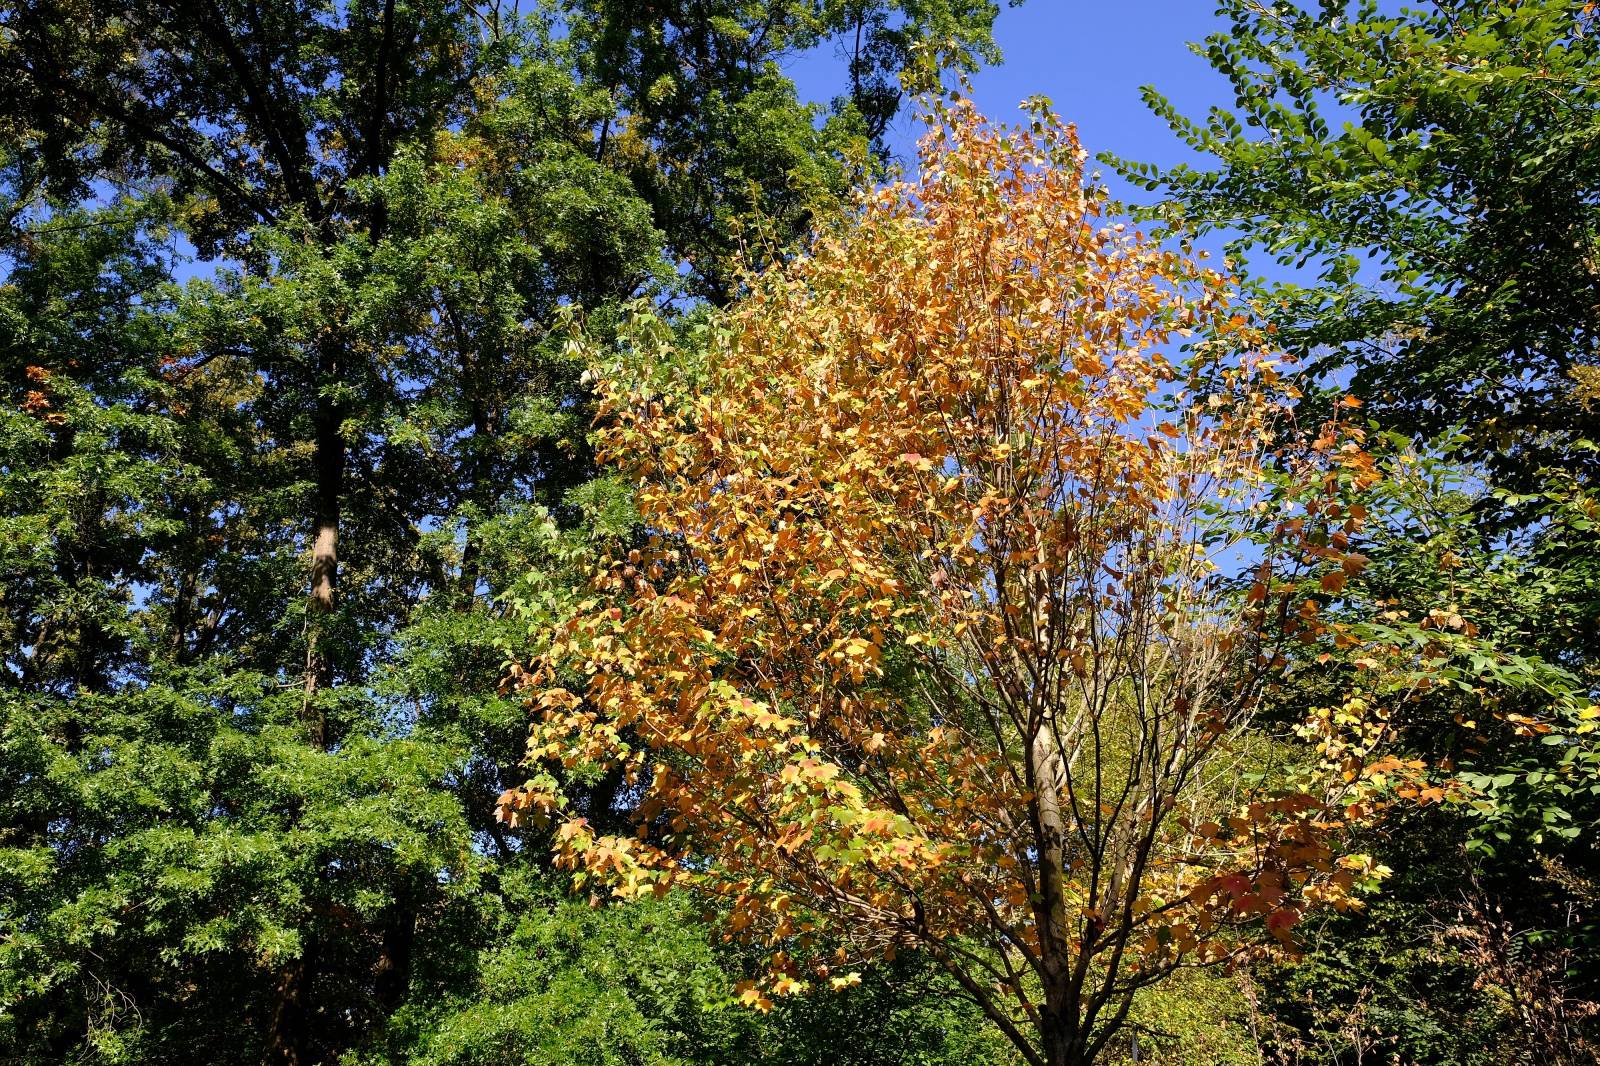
[502,100,1391,1066]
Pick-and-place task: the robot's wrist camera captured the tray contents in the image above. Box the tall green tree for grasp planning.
[1116,0,1600,491]
[0,2,1010,1062]
[1114,2,1600,1061]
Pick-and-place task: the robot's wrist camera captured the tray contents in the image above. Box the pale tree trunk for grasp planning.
[1030,725,1093,1066]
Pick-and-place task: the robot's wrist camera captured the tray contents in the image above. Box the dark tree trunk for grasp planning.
[277,350,343,1064]
[1041,1021,1093,1066]
[301,351,344,746]
[372,906,417,1013]
[263,938,316,1066]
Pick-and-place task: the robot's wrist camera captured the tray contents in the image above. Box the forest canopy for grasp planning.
[0,2,1596,1065]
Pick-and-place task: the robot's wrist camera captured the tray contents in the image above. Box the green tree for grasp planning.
[0,2,1010,1062]
[1116,0,1600,491]
[1115,3,1600,1061]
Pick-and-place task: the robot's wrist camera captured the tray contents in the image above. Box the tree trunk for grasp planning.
[1030,728,1096,1066]
[454,376,496,611]
[301,358,343,746]
[372,906,417,1013]
[274,355,343,1065]
[1039,1010,1096,1066]
[1028,728,1077,975]
[263,939,316,1066]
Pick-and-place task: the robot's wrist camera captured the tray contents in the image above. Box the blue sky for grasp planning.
[787,1,1237,200]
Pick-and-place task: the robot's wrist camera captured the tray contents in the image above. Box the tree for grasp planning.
[1112,3,1600,1059]
[504,101,1395,1066]
[0,2,1010,1061]
[1112,0,1600,494]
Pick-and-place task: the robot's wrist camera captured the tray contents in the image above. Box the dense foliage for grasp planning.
[2,1,1596,1064]
[0,1,1012,1063]
[510,101,1406,1066]
[1114,1,1600,1061]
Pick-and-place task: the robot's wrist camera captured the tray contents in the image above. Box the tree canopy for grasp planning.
[2,1,1597,1064]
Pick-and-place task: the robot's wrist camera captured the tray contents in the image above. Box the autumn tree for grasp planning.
[504,101,1393,1066]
